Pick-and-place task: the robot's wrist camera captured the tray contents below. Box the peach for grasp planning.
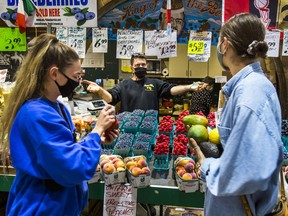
[126,161,137,171]
[100,159,110,168]
[141,167,150,175]
[137,158,147,168]
[175,165,185,172]
[131,167,142,176]
[184,162,195,173]
[112,157,122,164]
[103,162,116,174]
[181,173,193,180]
[178,158,195,167]
[116,167,126,172]
[191,172,197,179]
[114,160,125,169]
[177,169,186,177]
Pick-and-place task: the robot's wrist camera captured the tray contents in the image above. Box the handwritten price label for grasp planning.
[188,40,205,55]
[0,28,26,51]
[104,184,137,216]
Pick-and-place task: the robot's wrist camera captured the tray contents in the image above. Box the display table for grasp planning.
[0,173,205,208]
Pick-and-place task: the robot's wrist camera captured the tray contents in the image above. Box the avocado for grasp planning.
[198,141,223,158]
[182,115,208,127]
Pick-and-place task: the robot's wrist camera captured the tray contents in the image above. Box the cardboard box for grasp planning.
[175,172,199,193]
[127,171,151,188]
[164,206,204,216]
[87,170,101,184]
[102,170,126,185]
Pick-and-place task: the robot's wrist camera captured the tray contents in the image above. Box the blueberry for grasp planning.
[71,7,81,14]
[1,12,10,20]
[75,12,85,21]
[11,13,17,21]
[85,11,95,20]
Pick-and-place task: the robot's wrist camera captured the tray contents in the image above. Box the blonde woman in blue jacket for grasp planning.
[1,33,119,215]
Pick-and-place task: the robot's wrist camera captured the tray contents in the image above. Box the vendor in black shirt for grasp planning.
[84,53,203,112]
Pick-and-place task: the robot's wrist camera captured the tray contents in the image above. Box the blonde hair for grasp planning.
[0,33,79,165]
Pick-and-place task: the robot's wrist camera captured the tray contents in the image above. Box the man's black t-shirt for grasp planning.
[108,78,174,112]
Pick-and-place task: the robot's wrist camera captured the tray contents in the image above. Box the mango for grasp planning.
[188,125,209,143]
[182,115,208,127]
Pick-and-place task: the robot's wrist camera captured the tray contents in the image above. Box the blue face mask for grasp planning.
[217,41,229,71]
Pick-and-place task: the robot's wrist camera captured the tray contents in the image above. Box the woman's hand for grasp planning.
[92,105,116,136]
[101,129,120,144]
[189,137,206,165]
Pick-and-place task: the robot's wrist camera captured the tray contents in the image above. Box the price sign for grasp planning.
[265,30,280,57]
[67,27,86,58]
[103,184,137,216]
[188,40,205,54]
[0,28,26,51]
[116,29,143,59]
[92,28,108,53]
[282,29,288,56]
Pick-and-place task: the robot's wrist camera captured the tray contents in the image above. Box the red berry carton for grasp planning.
[174,157,199,193]
[99,154,126,186]
[124,155,151,188]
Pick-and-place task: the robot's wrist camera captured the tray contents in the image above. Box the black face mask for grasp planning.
[55,73,79,98]
[134,67,147,79]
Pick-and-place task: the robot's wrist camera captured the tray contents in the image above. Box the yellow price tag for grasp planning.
[188,40,205,55]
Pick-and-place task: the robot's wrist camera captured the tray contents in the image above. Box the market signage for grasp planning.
[116,29,143,59]
[0,27,26,51]
[103,184,137,216]
[55,27,86,58]
[188,31,212,62]
[0,0,97,28]
[145,30,177,58]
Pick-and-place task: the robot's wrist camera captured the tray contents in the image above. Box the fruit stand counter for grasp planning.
[0,174,205,208]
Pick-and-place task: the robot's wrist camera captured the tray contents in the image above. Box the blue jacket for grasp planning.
[200,62,283,215]
[7,98,101,216]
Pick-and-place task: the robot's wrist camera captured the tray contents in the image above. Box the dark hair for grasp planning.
[130,53,146,65]
[220,13,268,59]
[202,76,215,85]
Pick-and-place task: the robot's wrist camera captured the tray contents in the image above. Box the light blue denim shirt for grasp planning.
[200,62,283,215]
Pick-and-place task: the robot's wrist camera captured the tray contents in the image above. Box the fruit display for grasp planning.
[99,155,126,185]
[172,134,188,156]
[158,115,174,133]
[131,108,145,116]
[144,109,158,117]
[139,116,157,134]
[116,111,130,123]
[174,156,199,193]
[124,155,151,187]
[132,141,150,156]
[100,155,126,173]
[154,134,170,155]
